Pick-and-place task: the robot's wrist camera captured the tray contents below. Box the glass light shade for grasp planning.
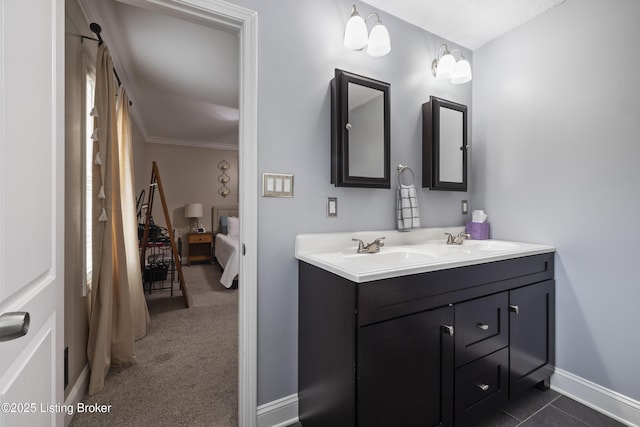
[451,58,472,84]
[435,53,456,80]
[344,13,368,50]
[366,22,390,57]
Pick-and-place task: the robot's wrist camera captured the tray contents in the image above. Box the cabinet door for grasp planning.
[509,280,555,397]
[358,306,454,427]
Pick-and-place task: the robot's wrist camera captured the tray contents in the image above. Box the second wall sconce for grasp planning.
[343,4,391,57]
[432,44,472,84]
[217,160,231,198]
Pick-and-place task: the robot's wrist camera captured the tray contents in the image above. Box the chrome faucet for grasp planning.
[352,237,385,253]
[445,232,471,245]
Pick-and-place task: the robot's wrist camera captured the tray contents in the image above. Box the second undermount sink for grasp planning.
[420,239,521,254]
[458,240,520,251]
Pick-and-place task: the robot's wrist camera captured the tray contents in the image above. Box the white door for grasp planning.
[0,1,64,426]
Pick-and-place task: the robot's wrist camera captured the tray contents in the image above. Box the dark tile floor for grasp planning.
[290,388,626,426]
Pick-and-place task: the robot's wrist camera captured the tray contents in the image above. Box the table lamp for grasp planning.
[185,203,203,232]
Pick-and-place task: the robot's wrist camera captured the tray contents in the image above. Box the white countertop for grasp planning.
[295,227,555,283]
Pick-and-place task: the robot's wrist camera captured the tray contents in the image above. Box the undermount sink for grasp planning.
[337,247,438,264]
[295,227,555,282]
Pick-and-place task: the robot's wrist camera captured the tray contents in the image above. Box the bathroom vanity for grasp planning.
[297,229,555,427]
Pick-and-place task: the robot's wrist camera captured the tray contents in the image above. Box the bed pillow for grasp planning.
[219,216,229,235]
[227,216,240,236]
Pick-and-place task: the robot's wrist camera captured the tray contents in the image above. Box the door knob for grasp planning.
[0,312,30,342]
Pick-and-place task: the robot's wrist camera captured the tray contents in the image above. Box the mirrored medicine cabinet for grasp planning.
[422,96,468,191]
[331,69,390,188]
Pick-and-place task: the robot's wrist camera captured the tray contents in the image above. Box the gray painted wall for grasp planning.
[226,0,472,404]
[473,0,640,401]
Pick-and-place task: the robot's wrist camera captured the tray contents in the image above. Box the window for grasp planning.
[84,62,96,295]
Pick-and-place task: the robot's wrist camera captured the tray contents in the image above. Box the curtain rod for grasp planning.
[80,22,122,87]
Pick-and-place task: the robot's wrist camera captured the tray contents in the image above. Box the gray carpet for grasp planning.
[70,263,238,427]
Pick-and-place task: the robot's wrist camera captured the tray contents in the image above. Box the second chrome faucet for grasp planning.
[445,232,471,245]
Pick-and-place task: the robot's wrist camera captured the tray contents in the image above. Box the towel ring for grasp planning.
[397,164,416,187]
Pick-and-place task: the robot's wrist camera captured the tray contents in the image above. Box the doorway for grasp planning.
[78,0,258,424]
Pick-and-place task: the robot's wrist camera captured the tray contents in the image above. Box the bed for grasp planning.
[212,206,239,289]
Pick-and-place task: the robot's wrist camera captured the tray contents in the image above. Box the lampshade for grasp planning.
[184,203,203,218]
[366,22,391,57]
[343,7,368,50]
[435,53,456,80]
[451,58,472,84]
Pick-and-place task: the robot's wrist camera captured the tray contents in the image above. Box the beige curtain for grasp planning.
[87,44,150,396]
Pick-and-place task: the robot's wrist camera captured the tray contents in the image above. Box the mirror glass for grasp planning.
[347,82,385,178]
[422,96,468,191]
[331,69,390,188]
[439,107,464,182]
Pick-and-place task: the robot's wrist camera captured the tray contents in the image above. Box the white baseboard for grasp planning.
[257,371,640,427]
[257,393,298,427]
[551,368,640,427]
[64,364,89,426]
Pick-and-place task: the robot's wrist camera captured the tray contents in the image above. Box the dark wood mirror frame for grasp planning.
[422,96,468,191]
[331,69,390,188]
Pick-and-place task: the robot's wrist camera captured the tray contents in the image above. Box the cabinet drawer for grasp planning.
[189,233,212,244]
[455,292,508,367]
[455,348,508,426]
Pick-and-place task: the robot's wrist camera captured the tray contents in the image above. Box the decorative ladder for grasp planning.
[139,161,190,307]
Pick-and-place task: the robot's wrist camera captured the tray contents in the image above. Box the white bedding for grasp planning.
[215,233,239,288]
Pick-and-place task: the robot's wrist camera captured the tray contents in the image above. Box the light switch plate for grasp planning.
[262,173,294,197]
[327,197,337,217]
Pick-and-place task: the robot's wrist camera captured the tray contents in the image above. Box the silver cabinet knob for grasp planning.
[509,304,520,314]
[442,325,454,336]
[477,383,489,391]
[345,123,352,130]
[0,312,30,342]
[477,323,489,331]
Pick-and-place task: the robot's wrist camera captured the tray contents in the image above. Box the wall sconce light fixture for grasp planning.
[343,5,391,57]
[432,44,472,84]
[217,160,231,198]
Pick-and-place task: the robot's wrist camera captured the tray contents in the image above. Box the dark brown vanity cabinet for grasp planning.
[299,253,555,427]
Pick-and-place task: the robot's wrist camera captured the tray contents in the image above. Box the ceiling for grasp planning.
[78,0,565,150]
[79,0,240,150]
[362,0,566,50]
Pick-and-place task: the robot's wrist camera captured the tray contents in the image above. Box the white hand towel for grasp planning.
[396,184,420,230]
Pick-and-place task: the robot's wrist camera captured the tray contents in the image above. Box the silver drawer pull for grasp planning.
[509,304,520,314]
[477,323,489,331]
[477,383,489,391]
[0,312,30,342]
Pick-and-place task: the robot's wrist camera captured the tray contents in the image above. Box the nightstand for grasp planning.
[187,232,213,265]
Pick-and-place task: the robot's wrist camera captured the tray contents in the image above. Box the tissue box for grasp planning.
[466,222,490,240]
